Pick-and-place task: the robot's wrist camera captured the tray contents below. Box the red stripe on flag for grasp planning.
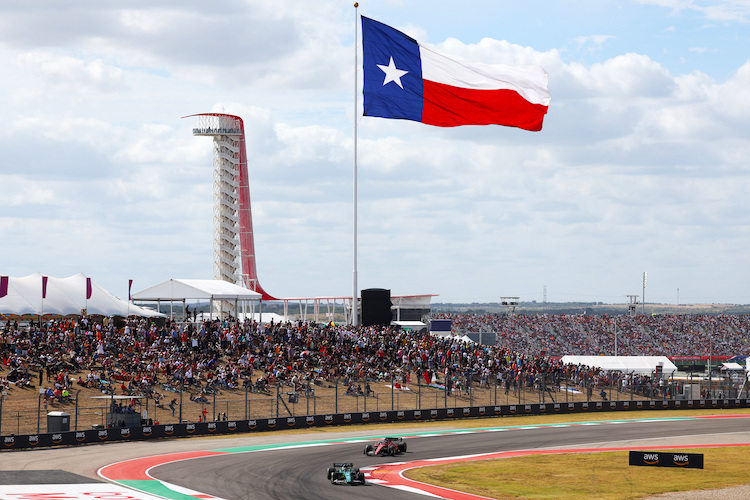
[128,279,133,301]
[422,80,548,131]
[0,276,7,298]
[86,277,92,300]
[42,276,48,299]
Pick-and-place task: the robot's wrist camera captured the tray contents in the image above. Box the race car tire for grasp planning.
[327,467,334,480]
[364,444,374,455]
[398,442,407,453]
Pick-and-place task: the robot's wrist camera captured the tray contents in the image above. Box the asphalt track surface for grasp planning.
[147,416,750,500]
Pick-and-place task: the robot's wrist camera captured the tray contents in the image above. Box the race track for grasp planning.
[148,416,750,500]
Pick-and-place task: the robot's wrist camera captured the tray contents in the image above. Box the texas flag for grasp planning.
[361,17,550,131]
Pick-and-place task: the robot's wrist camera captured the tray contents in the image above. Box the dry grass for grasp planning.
[406,447,750,499]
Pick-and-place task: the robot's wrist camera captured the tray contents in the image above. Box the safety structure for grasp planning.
[184,113,276,304]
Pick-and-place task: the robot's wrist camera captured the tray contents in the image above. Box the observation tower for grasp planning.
[184,113,276,301]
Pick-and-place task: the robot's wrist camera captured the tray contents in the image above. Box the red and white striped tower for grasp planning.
[184,113,276,305]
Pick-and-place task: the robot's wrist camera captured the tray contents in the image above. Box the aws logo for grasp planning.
[120,428,131,438]
[287,417,296,427]
[379,412,388,421]
[51,433,63,444]
[4,436,14,447]
[324,415,333,425]
[673,454,690,466]
[75,431,86,442]
[446,408,454,416]
[362,412,370,422]
[553,404,561,412]
[643,453,660,465]
[539,404,546,413]
[430,409,439,418]
[414,410,422,419]
[207,423,216,432]
[509,405,517,414]
[186,423,196,434]
[397,411,405,420]
[164,425,174,435]
[28,435,39,446]
[268,418,277,428]
[343,414,352,423]
[98,429,109,440]
[306,416,315,425]
[623,401,630,408]
[248,420,257,430]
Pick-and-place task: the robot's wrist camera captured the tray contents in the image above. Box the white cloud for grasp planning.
[2,1,750,305]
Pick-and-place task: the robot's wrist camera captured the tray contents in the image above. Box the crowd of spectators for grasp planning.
[1,311,749,411]
[439,312,750,357]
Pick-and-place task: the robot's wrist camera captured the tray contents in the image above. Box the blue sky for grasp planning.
[1,0,749,306]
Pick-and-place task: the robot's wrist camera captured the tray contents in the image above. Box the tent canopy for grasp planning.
[391,320,427,331]
[561,355,677,375]
[0,273,162,318]
[721,362,745,370]
[132,279,262,301]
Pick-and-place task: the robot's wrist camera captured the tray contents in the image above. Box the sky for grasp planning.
[1,0,750,306]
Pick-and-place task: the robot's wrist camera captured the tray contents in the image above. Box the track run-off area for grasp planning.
[2,412,750,499]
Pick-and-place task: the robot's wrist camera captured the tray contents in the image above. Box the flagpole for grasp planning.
[352,2,359,327]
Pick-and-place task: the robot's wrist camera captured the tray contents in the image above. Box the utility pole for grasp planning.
[642,271,647,315]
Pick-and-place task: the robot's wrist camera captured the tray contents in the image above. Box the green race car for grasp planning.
[327,462,366,485]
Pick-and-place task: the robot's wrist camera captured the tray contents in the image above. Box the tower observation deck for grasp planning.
[184,113,276,301]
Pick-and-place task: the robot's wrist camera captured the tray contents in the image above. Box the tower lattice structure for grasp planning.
[185,113,276,302]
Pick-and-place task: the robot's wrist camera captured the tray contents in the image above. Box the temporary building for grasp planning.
[561,355,677,375]
[0,273,162,318]
[131,278,263,319]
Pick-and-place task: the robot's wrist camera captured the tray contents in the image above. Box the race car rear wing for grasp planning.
[332,463,353,467]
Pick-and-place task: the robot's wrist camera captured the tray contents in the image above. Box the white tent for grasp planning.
[131,279,262,320]
[131,279,262,301]
[561,355,677,375]
[0,273,162,317]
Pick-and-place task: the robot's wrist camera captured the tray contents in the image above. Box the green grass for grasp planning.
[405,447,750,499]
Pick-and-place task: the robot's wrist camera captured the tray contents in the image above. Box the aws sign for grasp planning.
[629,451,704,469]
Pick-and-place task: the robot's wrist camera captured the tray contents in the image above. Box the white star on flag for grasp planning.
[377,57,408,88]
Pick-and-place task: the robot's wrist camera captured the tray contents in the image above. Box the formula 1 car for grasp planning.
[327,463,366,485]
[364,436,407,456]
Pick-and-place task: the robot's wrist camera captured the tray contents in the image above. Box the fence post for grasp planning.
[0,393,3,436]
[37,393,43,433]
[213,391,216,421]
[307,380,311,416]
[418,371,421,410]
[363,378,367,413]
[75,390,80,431]
[276,383,280,418]
[335,378,339,414]
[391,374,394,411]
[179,381,183,423]
[244,383,248,420]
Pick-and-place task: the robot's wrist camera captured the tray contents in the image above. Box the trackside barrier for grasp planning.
[2,398,748,450]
